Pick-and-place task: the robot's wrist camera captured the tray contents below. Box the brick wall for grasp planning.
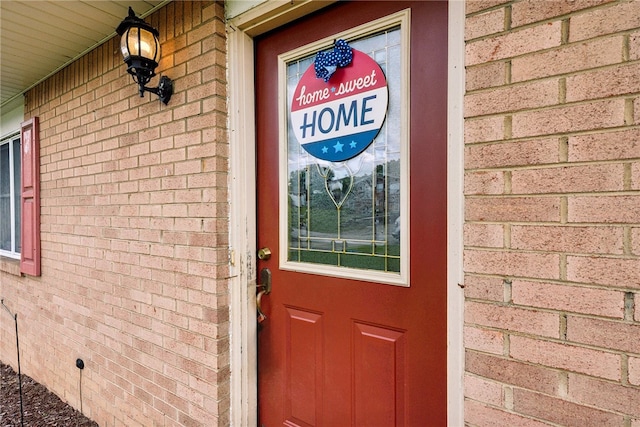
[464,0,640,425]
[0,1,229,425]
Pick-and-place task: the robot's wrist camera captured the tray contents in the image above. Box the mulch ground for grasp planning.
[1,362,98,426]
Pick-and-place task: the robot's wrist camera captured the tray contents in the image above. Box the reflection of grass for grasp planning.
[289,247,401,273]
[309,208,338,234]
[296,250,337,265]
[346,243,400,256]
[341,253,400,272]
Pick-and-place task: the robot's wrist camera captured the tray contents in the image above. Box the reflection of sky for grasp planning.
[287,28,402,177]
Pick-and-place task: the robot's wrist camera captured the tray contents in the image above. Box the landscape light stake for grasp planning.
[1,299,24,427]
[76,358,85,414]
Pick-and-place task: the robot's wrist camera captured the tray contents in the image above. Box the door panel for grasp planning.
[256,2,448,425]
[353,322,406,426]
[285,307,324,426]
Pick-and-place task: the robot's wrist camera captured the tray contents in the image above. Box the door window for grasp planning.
[279,12,410,286]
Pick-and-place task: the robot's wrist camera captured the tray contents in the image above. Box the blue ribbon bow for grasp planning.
[314,39,353,83]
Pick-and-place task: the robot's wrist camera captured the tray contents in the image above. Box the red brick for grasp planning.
[632,30,640,61]
[567,316,640,354]
[465,8,505,40]
[464,223,504,248]
[512,280,625,318]
[567,255,640,289]
[174,38,203,66]
[465,249,560,280]
[464,171,504,195]
[568,373,640,417]
[568,195,640,224]
[465,138,560,169]
[466,21,562,66]
[511,164,624,194]
[510,335,621,380]
[188,111,223,132]
[175,159,203,176]
[511,225,624,255]
[630,356,640,386]
[464,398,551,427]
[512,99,626,138]
[466,0,509,15]
[466,301,559,337]
[569,1,640,42]
[188,81,224,105]
[466,61,507,91]
[465,79,558,117]
[513,388,624,427]
[633,228,640,256]
[567,62,640,102]
[173,102,202,120]
[512,36,623,83]
[187,21,220,46]
[465,116,505,143]
[464,325,504,354]
[149,110,172,128]
[465,374,503,406]
[511,0,615,27]
[161,120,187,138]
[463,275,505,302]
[568,128,640,162]
[465,197,561,222]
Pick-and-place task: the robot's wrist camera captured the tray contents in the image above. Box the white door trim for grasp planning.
[227,1,465,425]
[447,1,466,426]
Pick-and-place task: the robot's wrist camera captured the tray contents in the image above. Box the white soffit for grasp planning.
[0,0,169,109]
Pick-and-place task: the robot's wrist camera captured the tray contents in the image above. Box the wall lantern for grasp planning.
[116,7,173,104]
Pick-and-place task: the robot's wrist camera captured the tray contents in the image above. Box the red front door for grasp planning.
[256,2,448,425]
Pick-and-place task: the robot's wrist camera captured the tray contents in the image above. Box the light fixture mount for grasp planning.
[116,7,173,104]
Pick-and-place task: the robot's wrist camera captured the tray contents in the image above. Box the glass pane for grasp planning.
[13,138,21,252]
[0,142,10,251]
[286,27,402,274]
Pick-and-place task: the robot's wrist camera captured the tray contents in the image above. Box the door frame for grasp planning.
[227,1,465,425]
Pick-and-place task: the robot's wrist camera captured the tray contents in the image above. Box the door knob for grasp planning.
[256,268,271,323]
[257,247,271,260]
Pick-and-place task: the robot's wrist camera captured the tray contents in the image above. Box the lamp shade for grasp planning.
[120,26,159,63]
[116,7,161,84]
[116,7,173,104]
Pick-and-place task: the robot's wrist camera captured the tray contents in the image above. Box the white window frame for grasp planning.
[0,132,21,259]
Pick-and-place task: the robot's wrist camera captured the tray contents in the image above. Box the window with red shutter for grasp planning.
[20,117,40,276]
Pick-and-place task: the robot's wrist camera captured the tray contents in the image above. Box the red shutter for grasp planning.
[20,117,41,276]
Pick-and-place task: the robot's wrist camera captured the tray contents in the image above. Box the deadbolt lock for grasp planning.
[257,247,272,260]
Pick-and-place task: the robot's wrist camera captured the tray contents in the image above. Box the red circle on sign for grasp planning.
[290,50,388,162]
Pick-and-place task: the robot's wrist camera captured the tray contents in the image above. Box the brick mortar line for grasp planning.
[463,125,640,145]
[464,326,640,360]
[464,96,640,121]
[466,193,639,200]
[464,222,640,229]
[466,59,640,97]
[465,159,640,174]
[466,11,640,44]
[465,296,634,318]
